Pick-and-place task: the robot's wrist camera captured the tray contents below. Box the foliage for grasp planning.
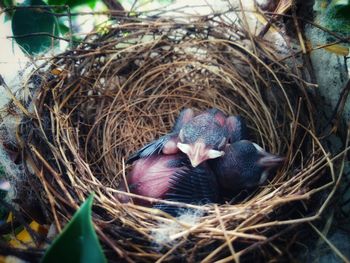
[6,0,104,55]
[2,0,15,21]
[315,0,350,35]
[41,194,106,263]
[11,0,60,55]
[48,0,98,9]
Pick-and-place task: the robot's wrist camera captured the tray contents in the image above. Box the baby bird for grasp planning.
[127,108,246,167]
[126,108,194,164]
[120,153,219,207]
[209,140,284,195]
[124,109,284,211]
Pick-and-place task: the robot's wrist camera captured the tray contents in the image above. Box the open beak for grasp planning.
[177,141,224,167]
[189,158,201,168]
[178,141,206,167]
[188,149,212,167]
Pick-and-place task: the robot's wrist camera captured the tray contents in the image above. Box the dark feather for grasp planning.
[126,134,176,164]
[166,165,219,204]
[127,108,194,164]
[154,166,219,216]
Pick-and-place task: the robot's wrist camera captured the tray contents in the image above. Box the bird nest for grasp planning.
[10,8,347,263]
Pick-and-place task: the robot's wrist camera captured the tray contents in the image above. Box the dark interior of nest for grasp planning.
[14,20,336,261]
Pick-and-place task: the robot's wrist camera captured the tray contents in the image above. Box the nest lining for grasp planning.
[9,10,345,262]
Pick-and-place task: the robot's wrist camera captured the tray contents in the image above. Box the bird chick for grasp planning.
[209,140,284,195]
[176,109,227,167]
[126,108,194,164]
[177,109,248,167]
[127,108,247,168]
[121,153,219,207]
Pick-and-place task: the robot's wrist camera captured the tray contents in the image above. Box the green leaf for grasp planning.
[58,22,70,35]
[3,0,15,8]
[11,0,60,55]
[67,0,98,9]
[332,4,350,19]
[331,0,349,6]
[87,0,97,9]
[3,0,15,20]
[48,0,98,9]
[47,0,67,5]
[41,194,107,263]
[4,13,11,22]
[330,0,350,16]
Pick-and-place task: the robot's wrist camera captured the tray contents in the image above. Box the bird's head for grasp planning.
[232,140,285,186]
[176,115,227,167]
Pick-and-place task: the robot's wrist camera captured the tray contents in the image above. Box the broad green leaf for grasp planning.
[41,194,107,263]
[11,0,60,55]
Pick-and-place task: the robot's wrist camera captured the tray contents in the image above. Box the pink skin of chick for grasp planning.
[118,154,189,206]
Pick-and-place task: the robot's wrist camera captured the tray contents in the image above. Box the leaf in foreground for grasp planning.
[41,194,106,263]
